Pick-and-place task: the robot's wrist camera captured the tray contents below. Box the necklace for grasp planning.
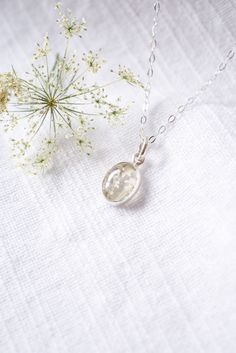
[102,1,235,205]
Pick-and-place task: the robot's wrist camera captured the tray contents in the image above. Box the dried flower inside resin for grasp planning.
[0,3,143,174]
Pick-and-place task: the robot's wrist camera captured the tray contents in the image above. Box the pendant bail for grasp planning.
[132,136,149,167]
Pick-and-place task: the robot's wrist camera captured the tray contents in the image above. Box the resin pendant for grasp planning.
[102,137,149,205]
[102,162,141,205]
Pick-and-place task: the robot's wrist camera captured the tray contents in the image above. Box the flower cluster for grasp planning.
[0,3,143,174]
[113,65,144,88]
[33,34,50,60]
[0,73,21,112]
[82,50,106,73]
[55,2,86,39]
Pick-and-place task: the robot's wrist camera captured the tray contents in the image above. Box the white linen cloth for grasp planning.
[0,0,236,352]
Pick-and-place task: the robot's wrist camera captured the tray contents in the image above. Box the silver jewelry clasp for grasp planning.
[132,136,149,167]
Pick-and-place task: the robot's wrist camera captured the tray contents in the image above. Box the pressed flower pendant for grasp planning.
[102,162,141,204]
[102,137,149,205]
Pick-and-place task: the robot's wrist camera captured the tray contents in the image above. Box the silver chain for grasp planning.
[140,1,236,145]
[140,1,160,138]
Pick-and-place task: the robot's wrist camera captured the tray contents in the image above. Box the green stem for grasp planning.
[55,68,89,100]
[51,108,57,138]
[60,105,103,117]
[29,108,49,142]
[54,107,75,132]
[31,64,50,99]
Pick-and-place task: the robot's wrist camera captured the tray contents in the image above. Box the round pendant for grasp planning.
[102,162,141,205]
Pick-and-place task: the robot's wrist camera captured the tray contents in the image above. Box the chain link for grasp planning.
[140,2,236,145]
[150,44,236,143]
[140,1,160,132]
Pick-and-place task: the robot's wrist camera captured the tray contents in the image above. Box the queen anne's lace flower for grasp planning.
[56,2,86,39]
[105,105,128,124]
[33,34,50,60]
[114,65,144,88]
[0,3,143,174]
[0,73,21,112]
[82,50,105,73]
[75,133,93,155]
[15,138,57,175]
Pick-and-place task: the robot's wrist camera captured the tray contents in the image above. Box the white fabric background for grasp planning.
[0,0,236,352]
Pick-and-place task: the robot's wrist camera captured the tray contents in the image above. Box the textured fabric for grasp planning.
[0,0,236,352]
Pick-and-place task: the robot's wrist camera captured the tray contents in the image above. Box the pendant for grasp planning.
[102,137,149,205]
[102,161,141,204]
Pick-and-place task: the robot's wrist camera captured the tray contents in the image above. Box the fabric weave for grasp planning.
[0,0,236,352]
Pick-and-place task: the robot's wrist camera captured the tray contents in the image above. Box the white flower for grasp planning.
[30,138,56,174]
[0,72,21,111]
[3,113,18,132]
[75,133,92,155]
[63,51,79,73]
[112,65,144,87]
[14,138,57,175]
[56,3,86,39]
[33,34,50,60]
[0,72,21,95]
[0,72,20,91]
[0,2,143,174]
[104,105,128,124]
[10,138,31,158]
[82,50,105,73]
